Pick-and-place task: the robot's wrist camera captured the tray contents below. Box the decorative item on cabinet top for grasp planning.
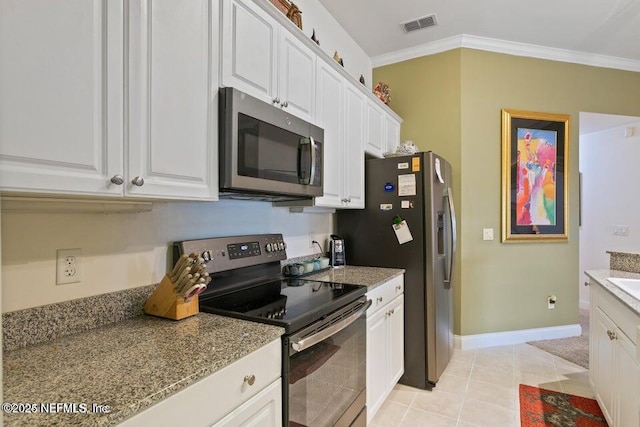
[311,28,320,45]
[374,81,391,105]
[333,51,344,67]
[269,0,303,29]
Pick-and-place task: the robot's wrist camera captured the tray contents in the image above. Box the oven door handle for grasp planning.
[290,299,372,353]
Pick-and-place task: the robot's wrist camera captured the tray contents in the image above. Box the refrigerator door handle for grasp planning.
[444,187,457,287]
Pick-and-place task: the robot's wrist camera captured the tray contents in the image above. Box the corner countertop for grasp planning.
[2,314,284,427]
[585,269,640,315]
[304,265,405,291]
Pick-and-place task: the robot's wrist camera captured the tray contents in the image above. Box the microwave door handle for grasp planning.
[308,136,316,186]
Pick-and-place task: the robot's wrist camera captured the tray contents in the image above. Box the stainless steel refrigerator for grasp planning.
[337,151,457,390]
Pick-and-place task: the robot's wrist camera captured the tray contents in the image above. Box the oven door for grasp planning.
[283,297,371,427]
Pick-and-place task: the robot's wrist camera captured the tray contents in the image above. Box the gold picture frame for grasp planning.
[501,109,570,243]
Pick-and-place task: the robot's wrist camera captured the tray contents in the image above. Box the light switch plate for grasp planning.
[482,228,494,241]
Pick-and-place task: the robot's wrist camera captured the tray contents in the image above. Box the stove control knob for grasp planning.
[279,242,285,250]
[201,250,212,262]
[266,243,272,252]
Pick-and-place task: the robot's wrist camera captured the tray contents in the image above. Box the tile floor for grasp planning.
[370,343,593,427]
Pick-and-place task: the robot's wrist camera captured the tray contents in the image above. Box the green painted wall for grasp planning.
[373,51,463,333]
[374,49,640,336]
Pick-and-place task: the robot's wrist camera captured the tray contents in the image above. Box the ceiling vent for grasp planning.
[402,14,438,33]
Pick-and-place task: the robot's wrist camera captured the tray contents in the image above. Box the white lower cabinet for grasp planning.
[589,282,640,427]
[118,338,282,427]
[366,275,404,422]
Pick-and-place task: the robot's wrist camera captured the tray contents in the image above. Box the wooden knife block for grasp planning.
[144,275,199,320]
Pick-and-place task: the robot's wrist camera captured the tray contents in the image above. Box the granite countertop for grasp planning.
[585,269,640,315]
[304,265,405,291]
[2,314,284,427]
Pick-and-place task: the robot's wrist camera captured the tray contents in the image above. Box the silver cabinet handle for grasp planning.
[244,374,256,386]
[377,297,383,303]
[387,308,395,316]
[341,198,349,203]
[607,330,617,340]
[282,100,288,108]
[110,175,124,185]
[272,97,280,105]
[131,176,145,186]
[396,285,402,292]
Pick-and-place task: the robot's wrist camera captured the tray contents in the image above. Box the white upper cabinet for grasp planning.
[385,114,401,156]
[127,0,218,199]
[0,0,218,200]
[314,61,344,208]
[221,0,315,123]
[343,85,365,209]
[365,99,385,158]
[0,0,124,196]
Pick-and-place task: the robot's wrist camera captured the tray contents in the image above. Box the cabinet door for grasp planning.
[365,100,385,158]
[213,380,282,427]
[0,0,123,196]
[385,115,401,155]
[127,0,217,200]
[221,0,277,104]
[615,330,639,427]
[343,85,365,208]
[388,296,405,385]
[366,308,388,423]
[593,306,615,424]
[278,32,315,123]
[313,61,344,207]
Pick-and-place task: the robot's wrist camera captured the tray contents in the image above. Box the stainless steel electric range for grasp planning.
[174,234,369,427]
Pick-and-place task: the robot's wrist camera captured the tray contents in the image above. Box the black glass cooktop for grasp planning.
[198,279,366,334]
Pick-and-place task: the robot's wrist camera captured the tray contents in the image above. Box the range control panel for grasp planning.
[174,234,287,274]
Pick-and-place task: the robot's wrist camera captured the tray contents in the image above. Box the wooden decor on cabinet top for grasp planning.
[269,0,302,29]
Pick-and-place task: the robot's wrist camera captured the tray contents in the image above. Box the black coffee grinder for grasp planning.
[329,234,346,267]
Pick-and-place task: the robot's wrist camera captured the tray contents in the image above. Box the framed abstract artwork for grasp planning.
[501,109,570,242]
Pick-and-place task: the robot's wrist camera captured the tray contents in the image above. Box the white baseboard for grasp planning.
[454,323,582,350]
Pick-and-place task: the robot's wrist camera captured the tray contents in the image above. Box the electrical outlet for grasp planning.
[547,295,557,310]
[482,228,494,241]
[56,248,82,285]
[309,233,325,251]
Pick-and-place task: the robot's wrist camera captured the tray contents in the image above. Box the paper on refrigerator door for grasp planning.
[398,174,416,196]
[393,220,413,244]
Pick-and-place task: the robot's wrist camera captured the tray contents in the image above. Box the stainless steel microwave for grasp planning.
[219,87,324,201]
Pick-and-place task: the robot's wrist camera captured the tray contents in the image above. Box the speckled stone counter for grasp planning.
[3,314,284,427]
[304,265,405,291]
[585,270,640,315]
[608,251,640,274]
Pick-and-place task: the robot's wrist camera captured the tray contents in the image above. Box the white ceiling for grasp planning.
[318,0,640,66]
[579,112,640,135]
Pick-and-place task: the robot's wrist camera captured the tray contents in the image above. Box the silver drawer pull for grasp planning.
[131,176,145,186]
[377,297,383,303]
[606,330,617,341]
[395,285,402,291]
[110,174,124,185]
[244,374,256,386]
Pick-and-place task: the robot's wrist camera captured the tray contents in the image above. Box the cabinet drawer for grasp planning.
[366,275,404,317]
[593,282,640,345]
[119,338,281,427]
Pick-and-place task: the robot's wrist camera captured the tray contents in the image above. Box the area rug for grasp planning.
[519,384,608,426]
[528,309,589,369]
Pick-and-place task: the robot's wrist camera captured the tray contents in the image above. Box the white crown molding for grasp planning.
[372,34,640,73]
